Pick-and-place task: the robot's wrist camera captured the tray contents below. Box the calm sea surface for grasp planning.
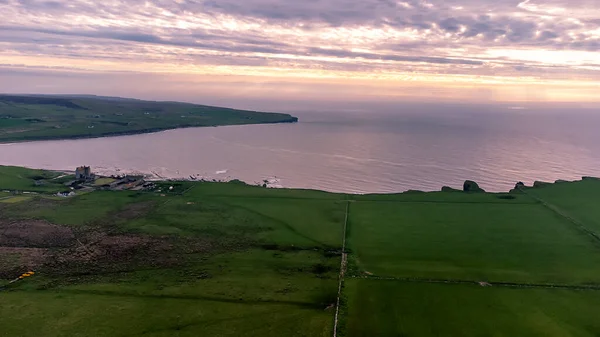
[1,104,599,193]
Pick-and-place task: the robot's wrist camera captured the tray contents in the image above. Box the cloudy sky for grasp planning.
[1,0,599,107]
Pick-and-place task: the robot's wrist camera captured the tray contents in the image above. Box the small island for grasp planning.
[0,94,298,143]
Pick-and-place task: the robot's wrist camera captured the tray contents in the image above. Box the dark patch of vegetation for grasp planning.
[228,179,248,185]
[323,249,340,258]
[310,286,339,309]
[260,243,311,252]
[0,95,88,109]
[311,263,333,274]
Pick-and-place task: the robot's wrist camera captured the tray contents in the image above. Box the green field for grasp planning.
[0,166,72,193]
[347,201,600,284]
[344,280,600,337]
[0,95,298,143]
[94,178,116,186]
[525,179,600,234]
[0,167,341,336]
[0,196,32,203]
[1,166,600,336]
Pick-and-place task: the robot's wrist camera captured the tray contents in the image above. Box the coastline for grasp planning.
[2,163,596,196]
[0,117,298,145]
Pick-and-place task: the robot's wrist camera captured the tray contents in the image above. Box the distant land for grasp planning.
[0,94,298,143]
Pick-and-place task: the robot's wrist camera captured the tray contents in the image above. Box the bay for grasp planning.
[1,104,599,193]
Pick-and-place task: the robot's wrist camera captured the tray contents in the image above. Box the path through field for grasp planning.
[333,200,349,337]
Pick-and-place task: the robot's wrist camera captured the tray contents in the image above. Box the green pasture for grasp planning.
[347,201,600,284]
[0,166,69,193]
[344,279,600,337]
[526,179,600,234]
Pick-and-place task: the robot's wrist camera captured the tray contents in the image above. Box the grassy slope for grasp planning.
[0,95,298,143]
[2,168,600,336]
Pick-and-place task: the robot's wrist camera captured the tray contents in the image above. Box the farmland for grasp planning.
[1,166,600,336]
[344,281,600,337]
[0,95,298,143]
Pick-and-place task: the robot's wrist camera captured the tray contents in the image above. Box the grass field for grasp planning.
[0,95,298,143]
[0,166,70,193]
[94,178,116,186]
[1,166,600,336]
[344,280,600,337]
[0,170,341,336]
[347,201,600,284]
[2,248,337,337]
[0,196,32,203]
[525,179,600,234]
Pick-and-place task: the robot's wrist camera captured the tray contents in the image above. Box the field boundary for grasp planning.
[351,275,600,291]
[206,194,536,205]
[333,200,350,337]
[352,199,536,205]
[519,187,600,243]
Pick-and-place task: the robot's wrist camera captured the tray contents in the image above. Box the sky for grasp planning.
[0,0,599,108]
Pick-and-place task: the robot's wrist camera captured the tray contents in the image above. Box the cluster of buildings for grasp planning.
[72,166,154,191]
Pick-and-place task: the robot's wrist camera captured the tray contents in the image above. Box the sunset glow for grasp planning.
[1,0,599,105]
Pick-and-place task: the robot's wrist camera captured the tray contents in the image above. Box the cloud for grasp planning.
[538,30,559,41]
[307,48,484,65]
[439,18,462,33]
[0,0,598,100]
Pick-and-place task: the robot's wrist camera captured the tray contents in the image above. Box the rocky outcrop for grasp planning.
[533,181,550,188]
[509,182,526,194]
[463,180,485,193]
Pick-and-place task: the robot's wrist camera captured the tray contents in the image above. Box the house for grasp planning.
[75,166,92,180]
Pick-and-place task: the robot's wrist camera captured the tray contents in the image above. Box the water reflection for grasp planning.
[1,108,599,193]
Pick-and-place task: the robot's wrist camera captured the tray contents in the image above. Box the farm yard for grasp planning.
[1,166,600,336]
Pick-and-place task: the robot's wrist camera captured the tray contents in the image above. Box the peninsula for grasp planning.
[0,95,298,143]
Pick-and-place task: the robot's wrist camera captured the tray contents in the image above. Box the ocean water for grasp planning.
[1,104,599,194]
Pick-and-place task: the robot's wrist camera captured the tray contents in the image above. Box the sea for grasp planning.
[1,103,599,194]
